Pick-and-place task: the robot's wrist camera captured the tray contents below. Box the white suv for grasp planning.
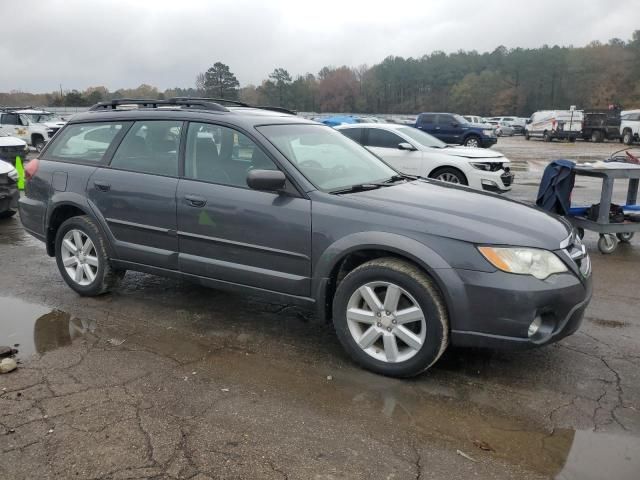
[336,123,514,193]
[0,109,53,151]
[621,110,640,145]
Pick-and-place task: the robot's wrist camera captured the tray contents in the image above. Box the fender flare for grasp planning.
[45,193,116,258]
[312,231,458,321]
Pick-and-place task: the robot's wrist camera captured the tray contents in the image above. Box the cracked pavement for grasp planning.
[1,143,640,479]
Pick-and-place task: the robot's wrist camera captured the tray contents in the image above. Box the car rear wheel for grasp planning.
[591,130,604,143]
[623,130,633,145]
[463,135,481,148]
[429,167,468,186]
[332,258,449,377]
[55,215,125,296]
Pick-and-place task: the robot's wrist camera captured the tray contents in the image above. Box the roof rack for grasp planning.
[88,98,229,112]
[168,97,297,115]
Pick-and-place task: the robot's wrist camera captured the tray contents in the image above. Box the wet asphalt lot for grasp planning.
[1,137,640,479]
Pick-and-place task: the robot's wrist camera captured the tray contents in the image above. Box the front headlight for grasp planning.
[470,162,491,171]
[483,129,494,136]
[478,246,568,280]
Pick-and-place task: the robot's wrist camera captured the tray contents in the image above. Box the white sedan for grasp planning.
[335,123,514,193]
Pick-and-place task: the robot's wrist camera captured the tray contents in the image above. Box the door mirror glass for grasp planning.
[247,169,286,192]
[398,142,416,151]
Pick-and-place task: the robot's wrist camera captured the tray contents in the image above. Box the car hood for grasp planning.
[0,159,16,175]
[42,121,66,128]
[434,146,505,160]
[0,136,27,147]
[346,180,571,249]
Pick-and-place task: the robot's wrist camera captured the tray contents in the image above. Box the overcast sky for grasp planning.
[1,0,637,93]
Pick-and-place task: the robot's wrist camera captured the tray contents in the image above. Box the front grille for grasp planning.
[0,145,25,157]
[562,233,591,277]
[47,127,60,138]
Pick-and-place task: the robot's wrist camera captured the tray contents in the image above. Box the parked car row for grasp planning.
[335,123,513,193]
[0,107,67,151]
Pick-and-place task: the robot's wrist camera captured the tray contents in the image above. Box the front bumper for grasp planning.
[480,136,498,147]
[472,168,514,193]
[448,268,592,350]
[0,183,19,213]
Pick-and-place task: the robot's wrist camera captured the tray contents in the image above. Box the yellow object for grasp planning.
[15,155,25,190]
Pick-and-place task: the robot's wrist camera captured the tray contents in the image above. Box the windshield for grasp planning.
[397,127,447,148]
[257,124,397,192]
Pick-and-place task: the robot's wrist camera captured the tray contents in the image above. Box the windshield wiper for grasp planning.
[382,173,418,183]
[330,183,392,194]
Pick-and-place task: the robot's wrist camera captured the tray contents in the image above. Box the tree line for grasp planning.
[2,31,639,116]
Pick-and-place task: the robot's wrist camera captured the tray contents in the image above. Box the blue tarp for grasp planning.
[321,116,358,127]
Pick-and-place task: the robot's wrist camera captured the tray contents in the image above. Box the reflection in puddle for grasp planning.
[340,376,640,479]
[0,296,95,361]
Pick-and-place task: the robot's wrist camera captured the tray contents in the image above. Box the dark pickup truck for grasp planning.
[581,109,621,142]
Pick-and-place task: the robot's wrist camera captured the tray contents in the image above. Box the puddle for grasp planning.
[0,222,43,247]
[0,296,95,361]
[0,295,638,478]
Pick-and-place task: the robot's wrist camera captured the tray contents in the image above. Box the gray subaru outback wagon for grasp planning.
[19,98,592,377]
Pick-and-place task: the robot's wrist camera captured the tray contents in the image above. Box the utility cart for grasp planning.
[567,164,640,254]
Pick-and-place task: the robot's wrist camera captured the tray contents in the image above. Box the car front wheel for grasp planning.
[429,167,468,186]
[623,130,633,145]
[463,136,481,148]
[332,258,449,377]
[55,215,125,296]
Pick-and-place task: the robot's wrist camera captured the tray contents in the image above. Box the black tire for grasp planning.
[524,131,530,140]
[623,130,633,145]
[591,130,604,143]
[463,135,482,148]
[543,131,551,142]
[32,136,45,152]
[577,227,584,240]
[597,234,618,255]
[617,232,634,243]
[0,210,17,220]
[55,215,125,296]
[332,257,449,377]
[429,167,468,186]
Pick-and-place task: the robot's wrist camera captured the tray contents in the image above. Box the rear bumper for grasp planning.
[448,268,592,350]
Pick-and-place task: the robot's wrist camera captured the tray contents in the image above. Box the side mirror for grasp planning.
[246,169,286,192]
[451,122,458,127]
[526,119,532,124]
[398,142,416,151]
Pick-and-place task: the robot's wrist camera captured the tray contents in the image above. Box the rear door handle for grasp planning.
[184,195,207,207]
[94,181,111,192]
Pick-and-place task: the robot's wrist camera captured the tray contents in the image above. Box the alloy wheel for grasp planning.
[346,281,426,363]
[436,172,461,183]
[60,229,99,286]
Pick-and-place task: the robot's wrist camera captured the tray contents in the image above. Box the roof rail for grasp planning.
[0,105,34,111]
[168,97,297,115]
[88,98,229,112]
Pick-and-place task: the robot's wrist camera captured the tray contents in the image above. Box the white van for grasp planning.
[524,110,583,142]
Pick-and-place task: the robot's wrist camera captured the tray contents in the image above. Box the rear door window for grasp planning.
[418,114,435,126]
[110,120,182,177]
[340,128,364,144]
[45,122,127,163]
[364,128,404,148]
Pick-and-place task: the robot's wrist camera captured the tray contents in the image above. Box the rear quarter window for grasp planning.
[44,122,128,163]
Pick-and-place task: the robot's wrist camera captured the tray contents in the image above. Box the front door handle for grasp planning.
[184,195,207,208]
[94,181,111,192]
